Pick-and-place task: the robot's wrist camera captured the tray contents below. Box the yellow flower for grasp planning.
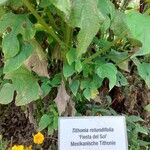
[11,145,24,150]
[33,132,44,144]
[25,145,32,150]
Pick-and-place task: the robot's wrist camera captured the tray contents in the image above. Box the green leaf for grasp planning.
[8,0,23,9]
[108,50,128,63]
[98,0,115,19]
[83,88,91,100]
[51,0,71,19]
[75,60,82,73]
[0,0,8,6]
[4,42,33,73]
[41,81,51,98]
[48,126,54,135]
[0,83,14,104]
[70,0,104,57]
[38,114,51,131]
[66,48,76,65]
[70,80,80,96]
[127,115,144,123]
[116,72,128,87]
[137,63,150,88]
[6,67,41,106]
[0,13,35,40]
[111,11,129,36]
[40,0,71,20]
[144,104,150,112]
[50,73,61,87]
[96,63,117,90]
[135,124,149,135]
[126,11,150,56]
[2,33,20,59]
[63,62,75,78]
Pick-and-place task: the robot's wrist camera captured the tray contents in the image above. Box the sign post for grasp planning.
[59,116,128,150]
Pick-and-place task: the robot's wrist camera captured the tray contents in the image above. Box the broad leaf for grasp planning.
[108,50,129,72]
[25,53,49,78]
[66,48,76,65]
[83,88,91,100]
[63,62,75,78]
[111,11,129,36]
[40,0,71,19]
[96,63,117,90]
[24,40,49,78]
[98,0,115,19]
[0,83,14,104]
[0,13,35,40]
[6,67,41,106]
[127,115,144,123]
[70,0,104,57]
[51,0,71,19]
[69,80,80,96]
[126,11,150,56]
[41,81,51,98]
[54,81,70,115]
[4,42,33,73]
[75,60,82,73]
[137,62,150,88]
[116,72,128,87]
[38,114,51,131]
[2,33,20,59]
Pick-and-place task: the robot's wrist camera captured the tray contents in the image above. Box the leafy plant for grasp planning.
[0,0,149,149]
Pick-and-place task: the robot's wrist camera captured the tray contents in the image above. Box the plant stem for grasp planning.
[46,8,58,31]
[83,39,117,64]
[22,0,65,48]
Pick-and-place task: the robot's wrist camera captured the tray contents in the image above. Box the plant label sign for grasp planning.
[58,116,128,150]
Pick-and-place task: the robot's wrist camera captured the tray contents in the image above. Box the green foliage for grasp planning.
[70,0,104,57]
[96,63,117,90]
[0,13,35,40]
[137,62,150,88]
[38,105,58,135]
[144,104,150,112]
[0,83,14,104]
[0,0,149,148]
[6,67,41,106]
[3,41,33,73]
[126,11,150,56]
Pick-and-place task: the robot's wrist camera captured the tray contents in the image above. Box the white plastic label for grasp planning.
[59,116,128,150]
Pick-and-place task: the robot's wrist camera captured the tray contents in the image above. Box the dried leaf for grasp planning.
[64,99,76,116]
[93,96,102,104]
[24,53,49,78]
[54,81,70,115]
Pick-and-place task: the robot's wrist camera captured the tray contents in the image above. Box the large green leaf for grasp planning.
[2,33,20,59]
[70,0,104,57]
[4,42,33,73]
[0,13,35,40]
[51,0,71,19]
[98,0,115,19]
[6,67,41,106]
[96,63,117,90]
[126,11,150,56]
[40,0,71,19]
[137,62,150,89]
[0,83,14,104]
[111,11,129,36]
